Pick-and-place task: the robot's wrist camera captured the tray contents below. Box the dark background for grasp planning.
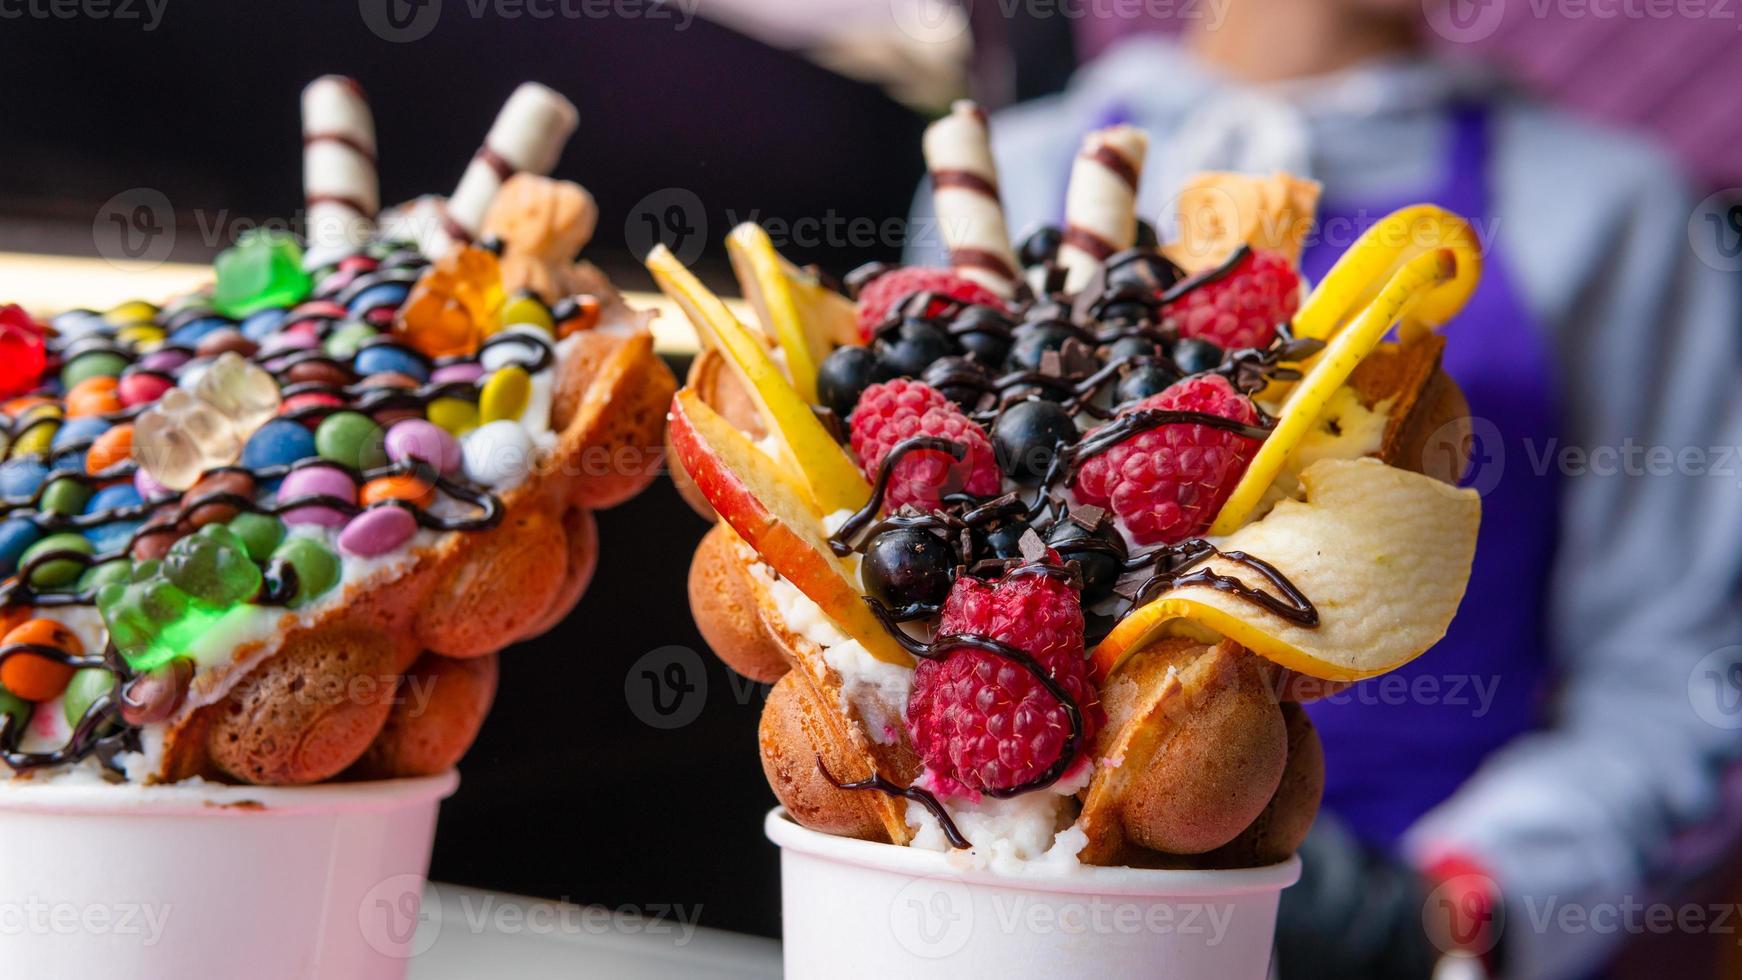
[0,2,954,940]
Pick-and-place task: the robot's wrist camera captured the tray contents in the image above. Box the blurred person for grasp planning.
[908,2,1742,977]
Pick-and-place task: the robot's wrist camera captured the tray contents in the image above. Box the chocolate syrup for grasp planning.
[816,756,970,849]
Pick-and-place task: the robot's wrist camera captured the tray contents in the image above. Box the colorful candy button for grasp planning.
[239,307,290,341]
[83,484,145,554]
[315,412,387,471]
[0,519,42,576]
[87,424,135,476]
[65,377,123,417]
[276,465,357,528]
[115,324,166,349]
[360,474,436,508]
[0,618,83,702]
[354,344,430,383]
[135,349,191,375]
[118,372,175,408]
[427,397,479,436]
[480,326,550,372]
[19,533,93,589]
[0,459,48,499]
[60,351,129,390]
[338,505,417,557]
[241,418,317,471]
[62,667,115,727]
[479,365,531,423]
[384,419,462,475]
[104,300,158,326]
[323,322,378,360]
[430,363,484,385]
[461,420,535,486]
[39,478,93,516]
[499,293,555,335]
[270,536,339,606]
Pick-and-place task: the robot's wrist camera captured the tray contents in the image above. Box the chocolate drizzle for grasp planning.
[816,756,970,849]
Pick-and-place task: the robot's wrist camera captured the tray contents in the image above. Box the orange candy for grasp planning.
[2,396,53,417]
[0,618,83,702]
[360,474,436,509]
[65,377,123,417]
[392,245,505,358]
[556,295,602,338]
[85,423,134,475]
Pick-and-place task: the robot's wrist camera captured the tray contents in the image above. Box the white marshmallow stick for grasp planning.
[424,82,579,257]
[1058,125,1148,295]
[301,75,378,262]
[922,100,1020,298]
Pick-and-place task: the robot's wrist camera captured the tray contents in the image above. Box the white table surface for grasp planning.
[408,884,782,979]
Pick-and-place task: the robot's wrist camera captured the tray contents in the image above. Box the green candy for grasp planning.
[323,322,379,360]
[212,230,312,319]
[0,685,30,734]
[271,536,339,607]
[60,351,129,390]
[79,559,133,592]
[39,477,92,516]
[164,525,261,606]
[19,533,92,588]
[228,512,285,562]
[315,411,386,471]
[62,668,115,728]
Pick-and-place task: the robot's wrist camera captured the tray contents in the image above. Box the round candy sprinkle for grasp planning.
[427,397,479,436]
[315,412,387,471]
[430,363,484,385]
[51,310,107,340]
[0,519,43,577]
[360,474,435,508]
[183,470,256,528]
[271,536,339,606]
[284,359,352,388]
[323,322,378,360]
[227,512,285,561]
[119,660,193,726]
[118,372,175,408]
[115,325,166,349]
[136,349,191,374]
[83,484,145,554]
[384,419,462,475]
[78,559,132,593]
[167,317,231,347]
[259,331,319,357]
[39,478,92,516]
[346,283,411,319]
[62,667,115,728]
[354,344,429,383]
[240,308,290,341]
[86,424,134,475]
[132,465,171,501]
[277,465,357,528]
[0,619,82,702]
[60,351,128,390]
[479,365,531,423]
[196,328,259,359]
[461,420,535,487]
[242,418,317,470]
[0,459,48,499]
[279,391,346,423]
[105,300,157,325]
[338,505,417,557]
[65,377,123,417]
[11,420,56,460]
[499,293,554,335]
[19,533,93,589]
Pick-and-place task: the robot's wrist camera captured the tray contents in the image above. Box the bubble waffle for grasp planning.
[0,78,675,785]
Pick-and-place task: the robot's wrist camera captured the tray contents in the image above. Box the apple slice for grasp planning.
[1210,247,1459,536]
[725,223,858,404]
[648,245,870,515]
[670,389,913,667]
[1093,458,1479,682]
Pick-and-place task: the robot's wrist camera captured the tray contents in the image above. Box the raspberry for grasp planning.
[907,563,1103,798]
[850,380,1000,511]
[856,267,1004,342]
[1162,248,1300,351]
[1072,374,1261,545]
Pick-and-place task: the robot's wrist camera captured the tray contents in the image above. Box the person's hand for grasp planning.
[1274,816,1445,980]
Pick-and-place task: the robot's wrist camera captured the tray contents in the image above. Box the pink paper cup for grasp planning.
[0,772,458,980]
[766,807,1300,978]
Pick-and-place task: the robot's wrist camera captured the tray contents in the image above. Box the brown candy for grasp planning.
[120,659,194,726]
[284,358,353,388]
[130,513,188,560]
[182,469,256,528]
[195,329,259,360]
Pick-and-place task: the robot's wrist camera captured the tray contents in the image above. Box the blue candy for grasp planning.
[52,417,110,451]
[346,283,410,318]
[0,519,42,577]
[83,484,145,554]
[241,418,317,471]
[0,459,49,500]
[168,316,232,347]
[240,307,290,342]
[353,344,429,383]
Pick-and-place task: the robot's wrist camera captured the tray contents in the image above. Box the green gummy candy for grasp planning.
[212,230,312,319]
[165,528,261,605]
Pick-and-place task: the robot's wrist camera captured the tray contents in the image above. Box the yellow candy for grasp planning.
[116,325,166,349]
[428,397,480,436]
[497,293,554,336]
[104,300,158,326]
[10,419,57,459]
[478,366,530,423]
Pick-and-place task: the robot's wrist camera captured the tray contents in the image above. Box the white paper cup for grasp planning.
[0,771,458,980]
[766,807,1300,979]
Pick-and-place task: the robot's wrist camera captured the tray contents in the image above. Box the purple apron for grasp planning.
[1298,104,1560,848]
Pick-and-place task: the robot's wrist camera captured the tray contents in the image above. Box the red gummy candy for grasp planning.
[0,305,48,399]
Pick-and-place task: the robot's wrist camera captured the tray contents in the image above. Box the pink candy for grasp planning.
[384,419,462,475]
[133,467,172,500]
[338,505,417,557]
[430,363,484,385]
[118,372,174,408]
[277,465,357,527]
[136,349,191,374]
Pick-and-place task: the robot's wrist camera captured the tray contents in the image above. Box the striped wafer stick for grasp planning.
[922,100,1020,298]
[426,83,578,257]
[1058,125,1148,294]
[301,76,378,264]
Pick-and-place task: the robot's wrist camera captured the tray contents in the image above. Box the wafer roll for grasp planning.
[301,76,378,265]
[922,100,1020,297]
[1058,125,1148,294]
[425,83,578,256]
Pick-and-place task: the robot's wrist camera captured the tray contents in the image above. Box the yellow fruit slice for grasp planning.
[669,389,912,667]
[1292,204,1482,345]
[1093,458,1479,681]
[647,245,870,515]
[725,224,859,402]
[1209,247,1458,536]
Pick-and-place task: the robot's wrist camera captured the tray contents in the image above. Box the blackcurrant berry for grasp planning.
[992,399,1079,483]
[1047,516,1126,602]
[874,318,953,378]
[951,304,1015,366]
[1103,335,1161,364]
[980,519,1031,560]
[1115,363,1182,406]
[1018,225,1063,267]
[1172,337,1224,375]
[816,346,892,419]
[921,357,992,411]
[1134,218,1159,249]
[1006,322,1076,373]
[861,527,957,608]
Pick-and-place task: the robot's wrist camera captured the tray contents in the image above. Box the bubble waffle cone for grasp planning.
[0,79,675,787]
